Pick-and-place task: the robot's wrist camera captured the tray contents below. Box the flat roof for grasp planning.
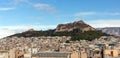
[0,50,8,53]
[32,52,71,57]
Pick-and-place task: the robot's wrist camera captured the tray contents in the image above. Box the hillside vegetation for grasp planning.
[9,29,108,41]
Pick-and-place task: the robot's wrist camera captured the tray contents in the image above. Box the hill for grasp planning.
[8,20,109,41]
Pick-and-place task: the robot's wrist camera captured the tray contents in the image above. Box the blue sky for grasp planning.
[0,0,120,38]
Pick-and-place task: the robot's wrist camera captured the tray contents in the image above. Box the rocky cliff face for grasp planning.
[97,27,120,36]
[55,20,95,32]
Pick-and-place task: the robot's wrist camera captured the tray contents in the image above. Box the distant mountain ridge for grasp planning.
[97,27,120,36]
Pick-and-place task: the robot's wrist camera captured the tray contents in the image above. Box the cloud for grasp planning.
[10,0,57,13]
[88,19,120,28]
[104,12,120,15]
[0,7,15,11]
[0,25,56,38]
[33,3,57,13]
[11,0,31,5]
[0,29,15,39]
[75,12,96,16]
[75,12,120,16]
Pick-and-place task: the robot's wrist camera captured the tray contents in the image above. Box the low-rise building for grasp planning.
[104,49,119,58]
[0,50,9,58]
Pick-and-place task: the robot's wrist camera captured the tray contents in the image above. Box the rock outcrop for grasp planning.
[55,20,95,32]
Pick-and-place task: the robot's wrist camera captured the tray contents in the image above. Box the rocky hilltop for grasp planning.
[97,27,120,36]
[55,20,95,32]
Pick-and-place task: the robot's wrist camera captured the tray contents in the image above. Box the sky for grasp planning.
[0,0,120,38]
